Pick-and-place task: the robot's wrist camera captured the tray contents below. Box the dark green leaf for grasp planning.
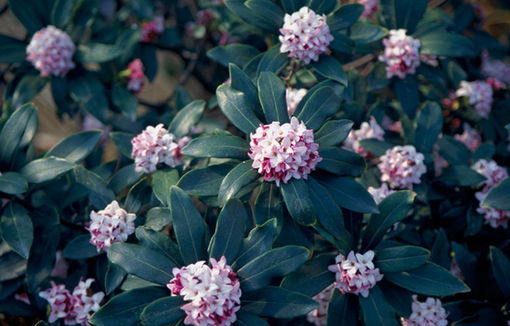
[375,246,429,273]
[230,64,263,121]
[0,35,28,64]
[359,285,400,326]
[105,263,127,295]
[490,246,510,300]
[245,0,284,30]
[329,31,356,54]
[414,101,443,153]
[280,255,336,297]
[51,0,74,28]
[258,71,289,124]
[236,310,270,326]
[378,281,413,317]
[73,165,116,209]
[125,178,147,214]
[27,226,60,292]
[350,23,388,44]
[0,202,33,259]
[281,0,306,13]
[437,135,470,166]
[308,55,347,86]
[253,183,282,225]
[257,44,289,76]
[327,4,364,31]
[75,44,125,63]
[217,84,262,135]
[45,130,102,163]
[430,228,451,269]
[318,176,379,214]
[395,76,419,118]
[307,0,337,14]
[175,86,191,111]
[394,0,428,34]
[225,0,281,34]
[472,142,495,162]
[314,120,353,148]
[112,83,138,120]
[177,164,235,197]
[419,32,477,57]
[69,74,109,123]
[297,86,340,131]
[317,147,366,176]
[12,73,47,109]
[281,178,316,226]
[368,61,392,91]
[327,290,359,326]
[0,299,40,318]
[141,296,186,326]
[62,234,100,259]
[232,218,278,270]
[8,0,45,35]
[109,164,144,195]
[168,100,205,139]
[136,226,183,266]
[483,177,510,211]
[358,139,394,156]
[145,207,172,232]
[207,44,261,69]
[181,135,250,160]
[436,166,486,187]
[218,160,260,207]
[110,131,134,159]
[20,157,74,184]
[140,43,158,81]
[152,168,179,207]
[0,172,28,195]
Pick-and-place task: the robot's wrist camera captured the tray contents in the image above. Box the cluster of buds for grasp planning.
[248,117,322,187]
[454,123,481,152]
[378,145,427,190]
[306,284,334,326]
[39,279,104,325]
[357,0,379,19]
[401,295,449,326]
[343,116,385,158]
[286,88,307,116]
[131,124,191,173]
[140,16,164,43]
[26,26,76,77]
[481,51,510,84]
[328,251,383,298]
[471,159,510,229]
[279,7,334,64]
[378,29,421,79]
[456,80,493,119]
[87,200,136,252]
[167,256,241,326]
[122,59,145,93]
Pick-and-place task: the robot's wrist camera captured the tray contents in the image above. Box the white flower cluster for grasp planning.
[167,256,241,326]
[378,145,427,190]
[471,159,510,229]
[87,200,136,252]
[286,87,307,116]
[26,26,76,77]
[343,116,385,158]
[328,251,383,298]
[131,124,191,173]
[306,284,334,326]
[456,80,493,119]
[279,7,334,64]
[378,29,421,79]
[402,295,448,326]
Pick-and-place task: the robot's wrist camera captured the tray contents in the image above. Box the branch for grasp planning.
[343,54,375,71]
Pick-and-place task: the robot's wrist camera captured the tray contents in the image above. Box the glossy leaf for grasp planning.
[75,44,125,63]
[0,172,28,195]
[105,263,127,295]
[0,35,28,64]
[152,168,179,207]
[395,76,419,118]
[483,177,510,211]
[218,160,260,207]
[358,139,394,156]
[45,130,102,163]
[245,0,284,30]
[74,165,116,209]
[490,246,510,300]
[307,0,337,14]
[0,202,33,259]
[436,166,486,187]
[327,4,364,31]
[359,285,400,326]
[232,218,278,270]
[225,0,281,34]
[350,23,388,44]
[281,178,316,226]
[318,176,379,214]
[236,310,270,326]
[125,178,147,214]
[27,223,60,290]
[217,84,262,135]
[257,43,289,76]
[375,246,430,273]
[141,296,186,325]
[145,207,172,232]
[394,0,428,34]
[308,55,347,86]
[253,183,282,225]
[297,86,340,131]
[280,255,336,297]
[181,135,250,160]
[329,31,356,54]
[136,227,183,266]
[437,135,471,166]
[62,234,100,259]
[317,147,366,176]
[110,131,134,159]
[258,71,289,124]
[419,32,477,57]
[20,157,74,184]
[168,100,205,139]
[177,164,235,197]
[327,290,360,326]
[207,44,260,69]
[231,64,263,120]
[8,0,45,35]
[313,120,353,148]
[109,164,144,195]
[414,101,443,153]
[112,83,138,120]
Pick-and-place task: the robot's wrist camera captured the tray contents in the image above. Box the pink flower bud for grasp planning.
[378,29,421,79]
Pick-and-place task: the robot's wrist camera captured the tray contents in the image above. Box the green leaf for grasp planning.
[318,176,379,214]
[232,218,278,270]
[237,246,309,292]
[152,168,179,207]
[307,0,337,15]
[257,44,289,76]
[177,164,235,197]
[0,202,33,259]
[359,285,400,326]
[170,186,208,265]
[12,73,47,109]
[69,74,109,123]
[112,83,138,120]
[297,86,340,131]
[281,178,316,226]
[358,139,394,156]
[384,262,470,296]
[414,101,443,153]
[394,0,428,34]
[375,246,430,273]
[181,135,250,160]
[217,84,262,135]
[490,246,510,300]
[329,31,356,54]
[230,64,264,121]
[168,100,205,139]
[327,4,364,31]
[395,76,419,118]
[73,165,116,209]
[89,287,169,326]
[236,310,270,326]
[110,131,134,159]
[436,166,486,187]
[209,198,247,263]
[62,234,100,259]
[258,71,289,124]
[141,296,186,326]
[108,243,177,285]
[51,0,75,28]
[218,160,260,207]
[437,135,470,166]
[472,142,495,162]
[317,147,366,176]
[105,263,127,295]
[109,164,144,195]
[308,55,347,86]
[483,177,510,211]
[0,172,28,195]
[45,130,102,163]
[327,290,360,326]
[253,182,282,225]
[314,120,353,148]
[145,207,172,232]
[125,178,147,214]
[175,86,191,111]
[419,32,477,57]
[368,61,392,91]
[245,0,284,31]
[8,0,45,35]
[280,255,336,297]
[361,191,416,251]
[281,0,306,13]
[140,43,158,81]
[20,157,74,184]
[349,23,388,44]
[207,44,261,69]
[75,44,125,63]
[225,0,281,34]
[0,35,28,64]
[136,227,183,266]
[27,226,60,292]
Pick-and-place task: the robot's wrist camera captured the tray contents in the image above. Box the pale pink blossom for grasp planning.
[140,16,164,43]
[131,124,191,173]
[306,284,334,326]
[248,117,322,187]
[378,145,426,190]
[378,29,421,79]
[454,123,481,152]
[86,200,136,252]
[432,143,449,177]
[286,88,307,116]
[125,59,145,93]
[343,116,385,158]
[357,0,379,19]
[50,250,69,279]
[168,256,241,326]
[474,192,510,229]
[481,50,510,84]
[328,251,383,298]
[81,113,112,147]
[279,7,334,64]
[26,26,75,77]
[368,183,396,205]
[486,77,506,90]
[402,295,448,326]
[14,293,30,305]
[456,80,493,119]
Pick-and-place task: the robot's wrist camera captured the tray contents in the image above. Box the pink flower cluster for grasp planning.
[87,200,136,252]
[131,124,191,173]
[378,145,426,190]
[39,278,104,325]
[167,256,241,326]
[26,26,76,77]
[481,51,510,84]
[125,59,145,93]
[471,159,510,229]
[401,295,448,326]
[306,284,334,326]
[368,183,396,204]
[343,116,385,158]
[286,87,307,116]
[456,80,493,119]
[279,7,334,64]
[378,29,421,79]
[454,123,481,152]
[140,16,164,43]
[248,117,322,187]
[328,251,383,298]
[357,0,379,19]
